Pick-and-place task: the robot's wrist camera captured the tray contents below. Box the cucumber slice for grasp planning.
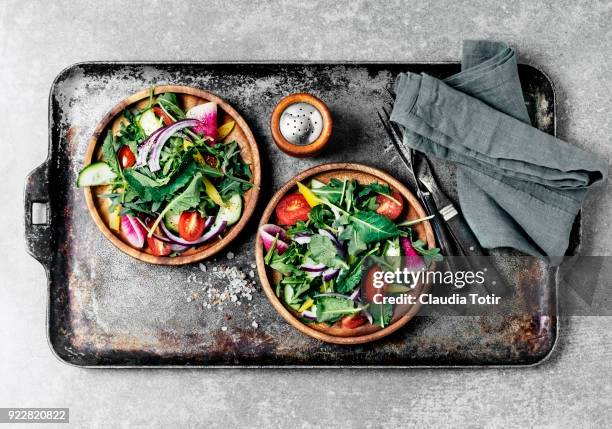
[163,211,181,233]
[76,162,117,187]
[216,193,242,226]
[310,179,325,189]
[384,237,400,257]
[138,109,162,136]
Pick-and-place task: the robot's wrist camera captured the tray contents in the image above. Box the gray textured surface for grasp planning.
[2,0,611,427]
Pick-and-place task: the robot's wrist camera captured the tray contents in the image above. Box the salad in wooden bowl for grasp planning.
[256,163,438,344]
[78,86,260,265]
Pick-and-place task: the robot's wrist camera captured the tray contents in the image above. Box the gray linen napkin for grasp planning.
[391,40,608,265]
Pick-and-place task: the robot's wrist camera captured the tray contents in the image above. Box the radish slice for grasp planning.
[400,236,425,270]
[121,214,146,248]
[260,224,288,242]
[136,217,173,243]
[259,224,289,255]
[186,102,217,139]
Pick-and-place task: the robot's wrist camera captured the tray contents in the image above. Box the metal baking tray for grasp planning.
[25,62,574,367]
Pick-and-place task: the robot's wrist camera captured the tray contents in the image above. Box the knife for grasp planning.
[417,159,511,297]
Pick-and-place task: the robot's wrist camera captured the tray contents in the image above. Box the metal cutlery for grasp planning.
[378,98,511,297]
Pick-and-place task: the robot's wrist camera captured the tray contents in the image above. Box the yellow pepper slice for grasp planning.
[217,121,236,140]
[183,138,194,150]
[109,205,121,231]
[298,297,314,313]
[184,139,210,167]
[203,176,226,207]
[296,181,320,207]
[193,150,207,166]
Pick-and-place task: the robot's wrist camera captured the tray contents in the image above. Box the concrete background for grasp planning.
[1,0,611,427]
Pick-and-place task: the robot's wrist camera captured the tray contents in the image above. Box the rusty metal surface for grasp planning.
[24,62,573,367]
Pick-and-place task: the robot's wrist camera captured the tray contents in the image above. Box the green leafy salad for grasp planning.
[259,178,441,329]
[77,91,253,256]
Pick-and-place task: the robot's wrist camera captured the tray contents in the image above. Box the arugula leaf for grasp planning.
[116,109,145,154]
[283,281,311,309]
[157,93,185,120]
[350,210,400,244]
[368,303,393,328]
[101,131,121,178]
[411,239,443,265]
[197,163,225,178]
[308,205,335,230]
[336,260,364,293]
[268,244,303,275]
[338,224,367,256]
[124,162,200,202]
[166,172,203,214]
[148,173,202,233]
[355,181,392,211]
[219,141,241,172]
[286,221,314,237]
[344,179,356,211]
[357,182,391,198]
[312,178,345,204]
[308,234,348,269]
[315,296,361,323]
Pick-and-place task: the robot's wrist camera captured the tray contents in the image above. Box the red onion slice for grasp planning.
[147,119,201,172]
[170,243,190,252]
[300,262,327,272]
[293,233,312,245]
[318,228,346,257]
[160,216,217,245]
[136,126,165,167]
[301,310,317,320]
[322,267,340,281]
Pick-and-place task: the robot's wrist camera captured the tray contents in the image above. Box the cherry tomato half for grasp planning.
[275,193,311,226]
[178,211,206,242]
[146,235,172,256]
[363,265,388,304]
[341,314,368,329]
[117,145,136,169]
[375,191,404,221]
[153,106,174,126]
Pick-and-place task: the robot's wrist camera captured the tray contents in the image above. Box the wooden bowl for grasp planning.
[83,85,261,265]
[255,163,436,344]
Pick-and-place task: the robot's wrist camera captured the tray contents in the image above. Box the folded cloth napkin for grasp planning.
[391,40,608,265]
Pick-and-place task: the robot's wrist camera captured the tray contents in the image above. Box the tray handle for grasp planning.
[24,160,53,268]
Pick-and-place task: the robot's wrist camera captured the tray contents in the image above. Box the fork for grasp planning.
[377,106,460,260]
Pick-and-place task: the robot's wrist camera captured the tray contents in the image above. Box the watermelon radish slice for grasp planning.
[186,102,217,140]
